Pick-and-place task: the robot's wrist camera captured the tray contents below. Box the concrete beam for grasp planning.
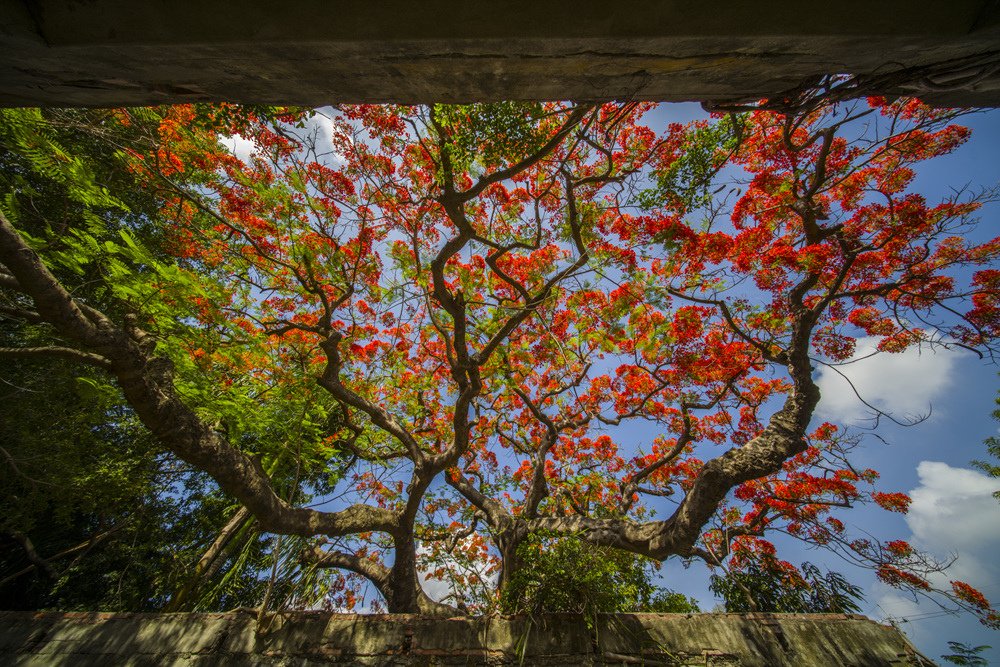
[2,0,1000,107]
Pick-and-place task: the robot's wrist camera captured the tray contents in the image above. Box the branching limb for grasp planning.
[0,345,112,369]
[302,545,456,615]
[0,271,23,291]
[317,332,425,465]
[456,105,595,203]
[0,211,399,540]
[0,523,125,588]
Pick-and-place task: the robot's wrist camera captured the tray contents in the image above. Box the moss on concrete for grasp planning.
[0,611,936,665]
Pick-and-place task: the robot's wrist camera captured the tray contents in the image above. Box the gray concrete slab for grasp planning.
[1,0,999,107]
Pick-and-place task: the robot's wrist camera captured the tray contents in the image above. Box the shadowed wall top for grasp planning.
[2,0,1000,107]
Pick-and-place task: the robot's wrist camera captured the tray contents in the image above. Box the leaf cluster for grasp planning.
[0,105,349,613]
[709,558,864,614]
[941,641,992,666]
[638,113,743,213]
[500,534,698,626]
[432,102,548,173]
[971,375,1000,501]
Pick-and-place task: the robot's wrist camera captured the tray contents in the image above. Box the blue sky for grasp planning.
[647,104,1000,664]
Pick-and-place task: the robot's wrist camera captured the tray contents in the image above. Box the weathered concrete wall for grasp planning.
[0,611,935,665]
[1,0,999,107]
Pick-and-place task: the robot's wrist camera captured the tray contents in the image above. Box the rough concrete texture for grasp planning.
[1,0,999,107]
[0,611,935,665]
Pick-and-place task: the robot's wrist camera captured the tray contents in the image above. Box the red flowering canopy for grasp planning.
[0,97,997,623]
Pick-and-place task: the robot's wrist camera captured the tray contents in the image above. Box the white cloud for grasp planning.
[221,133,256,163]
[221,109,345,167]
[875,590,923,625]
[874,462,999,615]
[872,463,1000,653]
[816,337,956,424]
[303,107,346,164]
[905,461,1000,586]
[417,568,454,603]
[416,542,498,605]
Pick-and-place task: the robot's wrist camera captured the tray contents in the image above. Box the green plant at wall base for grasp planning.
[709,558,864,614]
[499,534,698,626]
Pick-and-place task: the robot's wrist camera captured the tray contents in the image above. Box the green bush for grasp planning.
[499,534,698,625]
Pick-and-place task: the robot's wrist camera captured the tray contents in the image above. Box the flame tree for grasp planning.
[0,98,997,622]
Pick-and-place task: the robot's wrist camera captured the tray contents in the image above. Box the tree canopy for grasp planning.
[0,98,998,623]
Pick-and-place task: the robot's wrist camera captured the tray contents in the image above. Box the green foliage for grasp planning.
[0,341,332,612]
[972,437,1000,501]
[709,559,864,614]
[971,378,1000,501]
[0,340,296,612]
[0,106,348,612]
[0,352,191,610]
[500,534,698,626]
[644,590,702,614]
[432,102,548,173]
[0,108,126,213]
[638,113,743,213]
[941,641,991,666]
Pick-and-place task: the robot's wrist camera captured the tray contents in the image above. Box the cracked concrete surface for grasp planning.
[0,611,936,666]
[2,0,1000,106]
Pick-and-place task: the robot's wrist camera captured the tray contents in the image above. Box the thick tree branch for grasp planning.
[0,523,124,588]
[0,305,47,324]
[303,545,456,616]
[456,105,595,203]
[302,545,390,588]
[0,271,23,291]
[0,345,112,369]
[7,531,55,579]
[165,505,254,611]
[317,333,425,464]
[0,211,399,540]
